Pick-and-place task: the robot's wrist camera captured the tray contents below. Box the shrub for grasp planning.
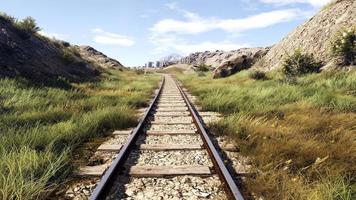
[331,27,356,65]
[194,64,210,72]
[62,49,75,64]
[282,49,322,77]
[16,17,41,34]
[249,70,267,80]
[0,12,15,23]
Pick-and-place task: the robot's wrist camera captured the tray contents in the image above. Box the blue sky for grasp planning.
[0,0,331,66]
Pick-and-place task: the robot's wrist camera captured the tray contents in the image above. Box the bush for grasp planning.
[249,70,267,80]
[62,49,75,64]
[17,17,41,34]
[282,49,322,77]
[0,12,15,23]
[194,64,210,72]
[331,27,356,65]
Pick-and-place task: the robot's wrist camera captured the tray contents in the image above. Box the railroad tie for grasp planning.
[97,144,122,151]
[129,165,212,177]
[138,144,203,151]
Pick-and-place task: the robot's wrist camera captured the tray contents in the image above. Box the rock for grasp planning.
[125,187,135,196]
[75,45,125,69]
[82,189,90,196]
[212,48,269,78]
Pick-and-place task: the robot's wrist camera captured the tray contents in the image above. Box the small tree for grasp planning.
[282,49,322,77]
[330,27,356,65]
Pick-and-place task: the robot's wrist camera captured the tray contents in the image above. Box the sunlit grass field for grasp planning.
[0,70,160,199]
[178,70,356,200]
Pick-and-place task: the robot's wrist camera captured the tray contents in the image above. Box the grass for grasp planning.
[0,70,160,199]
[177,69,356,199]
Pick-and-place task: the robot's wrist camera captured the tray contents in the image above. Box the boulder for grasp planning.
[212,48,269,78]
[75,45,125,69]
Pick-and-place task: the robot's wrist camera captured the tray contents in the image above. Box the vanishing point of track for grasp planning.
[90,74,244,200]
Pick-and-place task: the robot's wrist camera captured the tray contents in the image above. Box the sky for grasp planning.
[0,0,332,66]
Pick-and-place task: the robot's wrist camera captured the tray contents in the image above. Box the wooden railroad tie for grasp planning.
[139,144,202,151]
[146,130,196,135]
[129,165,212,177]
[97,144,122,151]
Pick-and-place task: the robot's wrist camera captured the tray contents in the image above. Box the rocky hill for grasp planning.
[179,48,269,78]
[256,0,356,71]
[0,16,101,84]
[75,45,125,69]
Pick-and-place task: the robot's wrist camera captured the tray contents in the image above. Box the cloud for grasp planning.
[260,0,332,7]
[91,28,135,46]
[38,31,68,40]
[149,33,248,55]
[150,8,304,35]
[148,2,306,58]
[139,8,159,19]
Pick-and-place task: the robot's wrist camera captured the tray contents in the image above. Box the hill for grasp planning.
[179,48,269,78]
[0,15,102,84]
[75,45,125,70]
[257,0,356,70]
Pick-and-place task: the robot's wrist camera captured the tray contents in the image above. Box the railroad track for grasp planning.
[89,74,244,200]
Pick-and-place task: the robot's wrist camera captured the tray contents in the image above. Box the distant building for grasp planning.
[147,61,154,68]
[155,61,161,68]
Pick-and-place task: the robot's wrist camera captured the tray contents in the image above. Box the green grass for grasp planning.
[0,70,160,199]
[177,69,356,199]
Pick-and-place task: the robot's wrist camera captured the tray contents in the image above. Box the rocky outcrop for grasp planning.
[212,48,269,78]
[75,46,125,69]
[0,17,99,83]
[178,47,269,78]
[256,0,356,71]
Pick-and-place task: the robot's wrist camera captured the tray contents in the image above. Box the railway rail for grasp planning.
[89,74,244,200]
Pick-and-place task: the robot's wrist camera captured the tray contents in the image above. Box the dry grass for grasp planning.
[178,70,356,199]
[0,70,160,199]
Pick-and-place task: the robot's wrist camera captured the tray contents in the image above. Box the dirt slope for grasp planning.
[0,17,101,83]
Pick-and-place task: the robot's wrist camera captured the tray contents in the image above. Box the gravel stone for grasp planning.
[137,135,202,145]
[104,135,129,145]
[148,124,197,131]
[126,150,212,166]
[107,175,227,200]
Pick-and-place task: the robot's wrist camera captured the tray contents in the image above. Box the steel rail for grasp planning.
[89,77,165,200]
[175,78,244,200]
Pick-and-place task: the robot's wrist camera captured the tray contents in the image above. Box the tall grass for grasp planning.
[178,69,356,199]
[0,70,160,199]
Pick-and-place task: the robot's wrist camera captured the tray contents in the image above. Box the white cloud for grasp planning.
[91,28,135,46]
[39,31,68,40]
[148,3,306,58]
[149,33,248,55]
[150,8,304,35]
[260,0,332,7]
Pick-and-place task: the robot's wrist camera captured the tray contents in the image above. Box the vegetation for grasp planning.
[61,48,77,64]
[282,49,322,77]
[0,13,41,39]
[249,70,267,80]
[331,27,356,65]
[194,64,210,72]
[0,70,160,199]
[16,17,41,34]
[178,69,356,199]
